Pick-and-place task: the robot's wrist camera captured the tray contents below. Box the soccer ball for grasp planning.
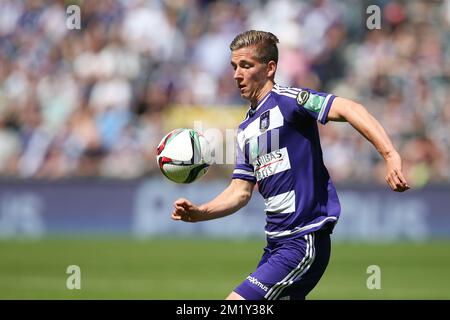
[156,128,211,183]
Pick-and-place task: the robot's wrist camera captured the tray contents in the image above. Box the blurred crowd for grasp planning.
[0,0,449,187]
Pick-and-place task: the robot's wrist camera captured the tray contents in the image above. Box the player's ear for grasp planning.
[266,60,276,79]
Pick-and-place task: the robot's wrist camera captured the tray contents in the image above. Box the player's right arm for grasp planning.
[327,97,409,192]
[171,178,255,222]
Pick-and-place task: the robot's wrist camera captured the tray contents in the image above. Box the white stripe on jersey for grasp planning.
[264,190,295,214]
[273,89,300,96]
[273,85,301,95]
[265,216,337,239]
[271,87,297,99]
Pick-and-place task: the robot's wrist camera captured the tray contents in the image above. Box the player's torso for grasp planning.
[238,92,323,199]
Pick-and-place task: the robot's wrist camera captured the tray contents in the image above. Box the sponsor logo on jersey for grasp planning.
[246,276,269,292]
[252,147,291,181]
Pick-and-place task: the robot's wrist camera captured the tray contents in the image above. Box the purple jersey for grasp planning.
[232,83,341,240]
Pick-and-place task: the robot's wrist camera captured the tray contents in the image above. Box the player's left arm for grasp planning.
[327,96,410,192]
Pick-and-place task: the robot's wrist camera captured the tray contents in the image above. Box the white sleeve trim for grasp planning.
[233,169,254,177]
[317,94,332,122]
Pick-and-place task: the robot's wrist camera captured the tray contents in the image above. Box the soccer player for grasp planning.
[171,30,409,300]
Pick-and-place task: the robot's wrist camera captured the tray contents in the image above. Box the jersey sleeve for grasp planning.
[232,129,256,183]
[294,88,336,124]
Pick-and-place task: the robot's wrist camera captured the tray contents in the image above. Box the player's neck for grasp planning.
[250,81,274,109]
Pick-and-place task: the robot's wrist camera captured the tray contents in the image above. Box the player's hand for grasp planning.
[384,151,410,192]
[171,198,204,222]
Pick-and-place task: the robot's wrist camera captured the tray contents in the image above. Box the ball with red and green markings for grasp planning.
[156,128,211,183]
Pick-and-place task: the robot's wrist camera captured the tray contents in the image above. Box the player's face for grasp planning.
[231,46,272,105]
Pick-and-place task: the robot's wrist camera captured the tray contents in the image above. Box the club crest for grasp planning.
[259,110,270,132]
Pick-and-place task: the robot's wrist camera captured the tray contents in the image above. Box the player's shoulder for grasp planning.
[271,84,309,106]
[272,83,301,99]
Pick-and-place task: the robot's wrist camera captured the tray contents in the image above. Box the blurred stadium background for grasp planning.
[0,0,449,299]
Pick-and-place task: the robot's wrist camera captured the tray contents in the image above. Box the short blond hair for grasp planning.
[230,30,279,64]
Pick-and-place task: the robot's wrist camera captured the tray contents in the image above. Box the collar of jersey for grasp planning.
[247,89,273,117]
